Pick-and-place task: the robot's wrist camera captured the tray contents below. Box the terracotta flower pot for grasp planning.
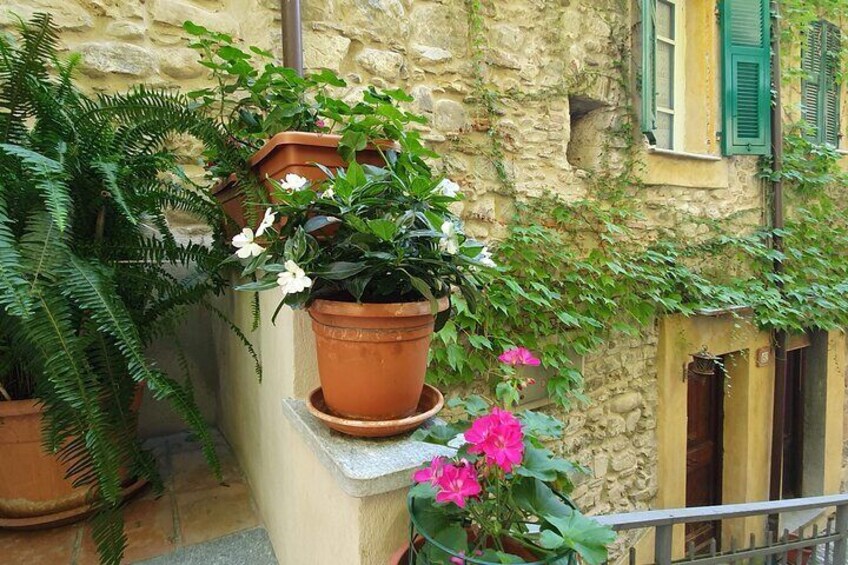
[213,132,390,231]
[0,390,144,529]
[308,297,449,422]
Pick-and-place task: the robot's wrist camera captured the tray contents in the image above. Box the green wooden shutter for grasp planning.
[802,21,842,147]
[823,22,842,147]
[802,22,824,141]
[641,0,657,144]
[721,0,772,156]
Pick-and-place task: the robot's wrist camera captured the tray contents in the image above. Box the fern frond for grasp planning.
[60,255,221,478]
[0,142,70,231]
[0,195,33,317]
[0,12,58,144]
[204,300,263,382]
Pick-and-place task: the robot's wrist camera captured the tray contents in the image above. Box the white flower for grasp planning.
[256,207,276,237]
[280,173,309,191]
[439,221,460,255]
[436,178,461,198]
[476,246,497,268]
[277,260,313,298]
[232,228,265,259]
[322,187,335,199]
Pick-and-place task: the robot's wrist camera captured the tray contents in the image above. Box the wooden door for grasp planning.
[685,361,724,551]
[782,348,806,499]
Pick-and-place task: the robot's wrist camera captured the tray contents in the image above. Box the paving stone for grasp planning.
[136,527,278,565]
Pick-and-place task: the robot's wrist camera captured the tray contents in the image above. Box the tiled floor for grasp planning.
[0,431,267,565]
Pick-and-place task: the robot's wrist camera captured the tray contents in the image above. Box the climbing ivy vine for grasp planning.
[428,0,848,406]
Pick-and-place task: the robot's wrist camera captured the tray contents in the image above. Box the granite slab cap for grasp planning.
[282,398,455,498]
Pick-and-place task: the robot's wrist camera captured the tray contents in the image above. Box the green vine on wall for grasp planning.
[429,0,848,407]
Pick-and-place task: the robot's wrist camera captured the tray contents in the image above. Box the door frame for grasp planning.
[657,314,774,557]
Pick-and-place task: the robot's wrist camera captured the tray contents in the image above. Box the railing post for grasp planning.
[655,524,673,564]
[834,503,848,565]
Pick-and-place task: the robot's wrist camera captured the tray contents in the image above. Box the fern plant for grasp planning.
[0,14,256,564]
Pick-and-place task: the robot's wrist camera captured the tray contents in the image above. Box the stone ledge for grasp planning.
[281,398,453,498]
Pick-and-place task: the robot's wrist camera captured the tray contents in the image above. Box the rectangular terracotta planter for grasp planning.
[212,132,390,231]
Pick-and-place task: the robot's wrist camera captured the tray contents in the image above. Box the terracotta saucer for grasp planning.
[307,384,444,438]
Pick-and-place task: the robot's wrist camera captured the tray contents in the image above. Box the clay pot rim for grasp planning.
[249,131,399,169]
[309,296,450,318]
[0,398,43,417]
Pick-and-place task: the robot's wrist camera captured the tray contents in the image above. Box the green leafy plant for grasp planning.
[232,157,492,312]
[183,21,432,175]
[409,392,615,564]
[0,14,256,564]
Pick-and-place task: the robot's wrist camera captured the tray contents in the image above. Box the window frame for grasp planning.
[654,0,686,151]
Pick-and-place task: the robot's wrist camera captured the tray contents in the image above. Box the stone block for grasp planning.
[105,21,146,40]
[151,0,239,36]
[411,44,452,64]
[432,99,468,133]
[159,48,204,79]
[303,31,351,71]
[609,391,641,413]
[355,48,404,81]
[611,451,637,472]
[344,0,409,43]
[78,42,158,78]
[1,1,93,31]
[409,3,467,55]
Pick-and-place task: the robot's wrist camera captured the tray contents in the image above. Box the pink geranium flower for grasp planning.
[413,456,447,486]
[498,346,541,366]
[435,462,482,508]
[465,407,525,473]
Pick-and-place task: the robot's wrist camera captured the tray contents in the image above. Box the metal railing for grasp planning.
[596,494,848,564]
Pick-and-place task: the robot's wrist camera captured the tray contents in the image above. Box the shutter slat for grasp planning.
[721,0,772,156]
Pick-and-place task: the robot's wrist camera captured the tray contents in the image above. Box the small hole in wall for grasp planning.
[567,95,609,170]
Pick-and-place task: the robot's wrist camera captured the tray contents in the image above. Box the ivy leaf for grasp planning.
[519,410,564,439]
[544,511,616,565]
[516,446,578,482]
[411,422,464,446]
[446,395,489,417]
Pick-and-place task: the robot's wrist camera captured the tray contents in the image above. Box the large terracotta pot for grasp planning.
[213,131,390,231]
[309,297,449,421]
[0,390,144,529]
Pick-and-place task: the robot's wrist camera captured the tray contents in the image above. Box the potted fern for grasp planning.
[183,22,418,232]
[0,14,254,564]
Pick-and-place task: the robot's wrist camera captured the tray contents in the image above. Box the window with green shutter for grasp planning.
[720,0,772,156]
[802,21,842,147]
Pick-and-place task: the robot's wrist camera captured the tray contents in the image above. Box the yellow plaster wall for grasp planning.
[823,331,846,495]
[212,289,408,564]
[656,314,773,554]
